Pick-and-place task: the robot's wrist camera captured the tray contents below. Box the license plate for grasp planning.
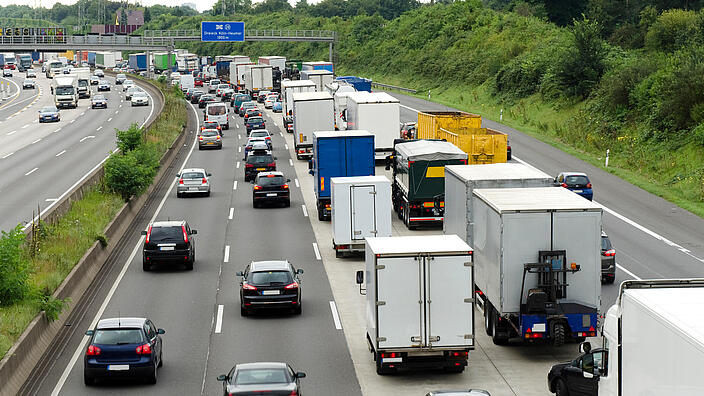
[266,193,277,197]
[573,189,583,193]
[262,290,279,295]
[256,168,265,171]
[107,365,129,371]
[160,246,174,251]
[189,187,199,191]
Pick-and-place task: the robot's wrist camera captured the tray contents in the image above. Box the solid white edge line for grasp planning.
[301,205,308,217]
[214,305,224,334]
[2,152,14,158]
[228,207,234,220]
[329,301,343,330]
[312,242,321,260]
[224,245,230,263]
[289,159,293,167]
[617,263,641,280]
[50,96,200,396]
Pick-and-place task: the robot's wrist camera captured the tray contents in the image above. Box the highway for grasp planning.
[0,67,159,232]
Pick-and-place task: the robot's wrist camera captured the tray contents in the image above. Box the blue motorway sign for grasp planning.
[201,21,245,42]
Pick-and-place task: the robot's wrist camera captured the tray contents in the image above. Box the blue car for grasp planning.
[38,106,60,123]
[554,172,593,201]
[273,101,282,113]
[83,317,165,385]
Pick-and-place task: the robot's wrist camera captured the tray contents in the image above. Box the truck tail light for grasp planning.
[182,225,189,243]
[603,249,615,256]
[199,136,203,141]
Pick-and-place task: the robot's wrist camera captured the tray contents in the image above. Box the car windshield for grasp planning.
[247,117,263,124]
[201,130,219,137]
[208,105,226,115]
[242,102,256,108]
[210,80,220,85]
[94,95,106,100]
[150,226,183,241]
[40,106,57,113]
[55,86,74,95]
[99,80,108,85]
[234,368,289,385]
[93,328,144,345]
[250,131,269,138]
[257,175,285,186]
[247,154,274,165]
[601,236,612,250]
[565,175,590,185]
[218,84,229,89]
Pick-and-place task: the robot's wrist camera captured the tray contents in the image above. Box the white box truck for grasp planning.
[179,75,195,91]
[281,80,316,132]
[52,75,79,108]
[300,69,334,92]
[331,176,391,256]
[548,279,704,396]
[258,56,286,71]
[473,187,602,346]
[233,62,254,88]
[291,92,334,160]
[245,65,273,96]
[73,67,92,98]
[356,235,475,374]
[444,163,554,244]
[346,92,400,160]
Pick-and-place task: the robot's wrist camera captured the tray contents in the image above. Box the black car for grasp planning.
[185,88,197,100]
[141,220,197,271]
[245,116,266,133]
[222,90,234,102]
[252,172,290,208]
[83,317,164,385]
[548,342,606,396]
[191,90,204,104]
[244,108,262,121]
[217,362,306,395]
[237,260,303,316]
[601,231,615,284]
[244,151,276,182]
[199,94,217,108]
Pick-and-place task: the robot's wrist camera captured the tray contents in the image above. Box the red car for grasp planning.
[194,78,203,87]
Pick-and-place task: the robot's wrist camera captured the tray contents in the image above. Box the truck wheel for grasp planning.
[317,205,325,221]
[484,303,493,336]
[491,310,509,345]
[555,379,569,396]
[553,322,566,347]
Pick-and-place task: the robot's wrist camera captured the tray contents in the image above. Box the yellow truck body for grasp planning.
[59,51,74,61]
[436,127,507,164]
[417,111,482,140]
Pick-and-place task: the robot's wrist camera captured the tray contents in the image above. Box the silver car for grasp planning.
[131,91,149,106]
[125,86,142,100]
[177,168,211,197]
[122,79,135,91]
[198,129,222,150]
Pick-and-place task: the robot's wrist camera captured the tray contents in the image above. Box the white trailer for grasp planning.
[73,67,92,99]
[333,91,356,130]
[245,65,273,96]
[346,92,400,160]
[281,80,316,132]
[258,56,286,71]
[331,176,391,256]
[444,163,554,244]
[291,91,334,160]
[552,280,704,396]
[300,70,334,92]
[473,187,602,346]
[357,235,474,374]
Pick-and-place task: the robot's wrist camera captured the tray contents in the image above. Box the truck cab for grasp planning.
[52,76,78,108]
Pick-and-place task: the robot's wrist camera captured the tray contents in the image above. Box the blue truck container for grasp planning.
[336,76,372,92]
[311,130,375,221]
[216,61,230,81]
[87,52,96,67]
[31,52,40,62]
[128,53,147,71]
[0,54,4,67]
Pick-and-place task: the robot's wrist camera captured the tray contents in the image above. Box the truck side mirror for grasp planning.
[579,341,592,354]
[308,160,313,170]
[356,271,364,284]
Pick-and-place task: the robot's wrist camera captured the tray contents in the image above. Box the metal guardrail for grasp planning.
[372,82,417,94]
[0,34,173,50]
[143,29,336,42]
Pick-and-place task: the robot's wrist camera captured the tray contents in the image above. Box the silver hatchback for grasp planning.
[177,168,211,197]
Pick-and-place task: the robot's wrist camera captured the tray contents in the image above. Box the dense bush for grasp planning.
[0,226,30,306]
[105,124,160,201]
[645,9,702,52]
[116,123,143,152]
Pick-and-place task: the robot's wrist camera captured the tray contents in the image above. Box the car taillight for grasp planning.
[182,225,189,243]
[283,184,289,189]
[587,183,592,188]
[179,178,184,185]
[245,163,254,168]
[86,345,101,356]
[285,281,299,289]
[268,163,276,167]
[242,283,257,290]
[603,249,616,256]
[288,391,298,396]
[216,136,221,140]
[135,343,152,355]
[199,136,203,141]
[145,225,152,244]
[561,183,568,188]
[254,185,262,190]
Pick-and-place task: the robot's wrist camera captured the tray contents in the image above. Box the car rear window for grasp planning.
[93,328,144,345]
[565,175,590,185]
[257,175,285,186]
[601,236,612,250]
[248,117,264,124]
[235,368,289,385]
[247,154,274,164]
[201,130,219,137]
[150,226,183,241]
[250,131,268,138]
[182,172,205,179]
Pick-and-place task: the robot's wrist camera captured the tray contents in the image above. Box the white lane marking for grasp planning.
[54,128,61,133]
[50,99,201,396]
[236,123,240,129]
[96,126,102,131]
[329,301,343,330]
[289,159,293,167]
[238,134,241,139]
[79,135,95,142]
[224,245,230,263]
[115,110,119,114]
[45,198,58,202]
[284,143,289,150]
[25,167,38,176]
[107,117,113,122]
[21,124,29,129]
[31,138,41,144]
[119,104,122,108]
[55,150,66,157]
[80,111,85,116]
[400,103,422,113]
[6,130,16,135]
[279,132,283,137]
[214,305,224,334]
[228,207,234,220]
[301,205,308,217]
[238,146,241,153]
[617,263,641,280]
[233,180,238,190]
[236,161,240,169]
[2,152,14,159]
[294,178,299,188]
[70,119,75,123]
[312,242,321,260]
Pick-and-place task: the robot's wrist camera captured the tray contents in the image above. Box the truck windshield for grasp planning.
[55,86,74,95]
[78,80,88,87]
[49,62,62,69]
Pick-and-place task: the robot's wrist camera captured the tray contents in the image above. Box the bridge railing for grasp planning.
[143,29,335,40]
[0,34,174,47]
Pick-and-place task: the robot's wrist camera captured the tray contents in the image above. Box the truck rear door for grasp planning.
[425,255,474,347]
[351,185,376,241]
[376,257,422,349]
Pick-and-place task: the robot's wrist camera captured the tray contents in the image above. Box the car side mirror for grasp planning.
[141,230,147,236]
[85,330,94,336]
[157,328,165,334]
[207,173,212,177]
[579,341,592,354]
[191,230,197,235]
[217,374,227,381]
[296,269,304,274]
[176,173,180,177]
[274,156,278,160]
[295,372,306,379]
[287,179,291,182]
[356,270,364,285]
[235,271,244,276]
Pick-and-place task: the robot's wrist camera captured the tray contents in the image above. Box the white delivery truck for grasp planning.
[73,67,92,98]
[291,92,334,160]
[549,279,704,396]
[52,75,79,108]
[331,176,391,256]
[46,59,64,78]
[332,89,357,131]
[234,62,254,89]
[346,92,401,160]
[300,70,334,92]
[444,163,554,243]
[258,56,286,71]
[179,74,195,91]
[245,65,273,96]
[356,235,475,374]
[282,80,316,133]
[473,187,602,346]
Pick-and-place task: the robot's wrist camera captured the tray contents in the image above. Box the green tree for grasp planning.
[0,225,30,306]
[116,124,144,153]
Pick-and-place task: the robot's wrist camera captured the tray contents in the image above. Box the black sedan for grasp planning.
[38,106,60,123]
[548,342,606,396]
[244,151,276,182]
[217,362,306,396]
[237,260,303,315]
[252,172,290,208]
[245,116,266,133]
[199,94,217,108]
[191,90,204,104]
[83,317,164,385]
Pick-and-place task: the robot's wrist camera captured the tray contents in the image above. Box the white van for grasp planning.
[205,103,229,129]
